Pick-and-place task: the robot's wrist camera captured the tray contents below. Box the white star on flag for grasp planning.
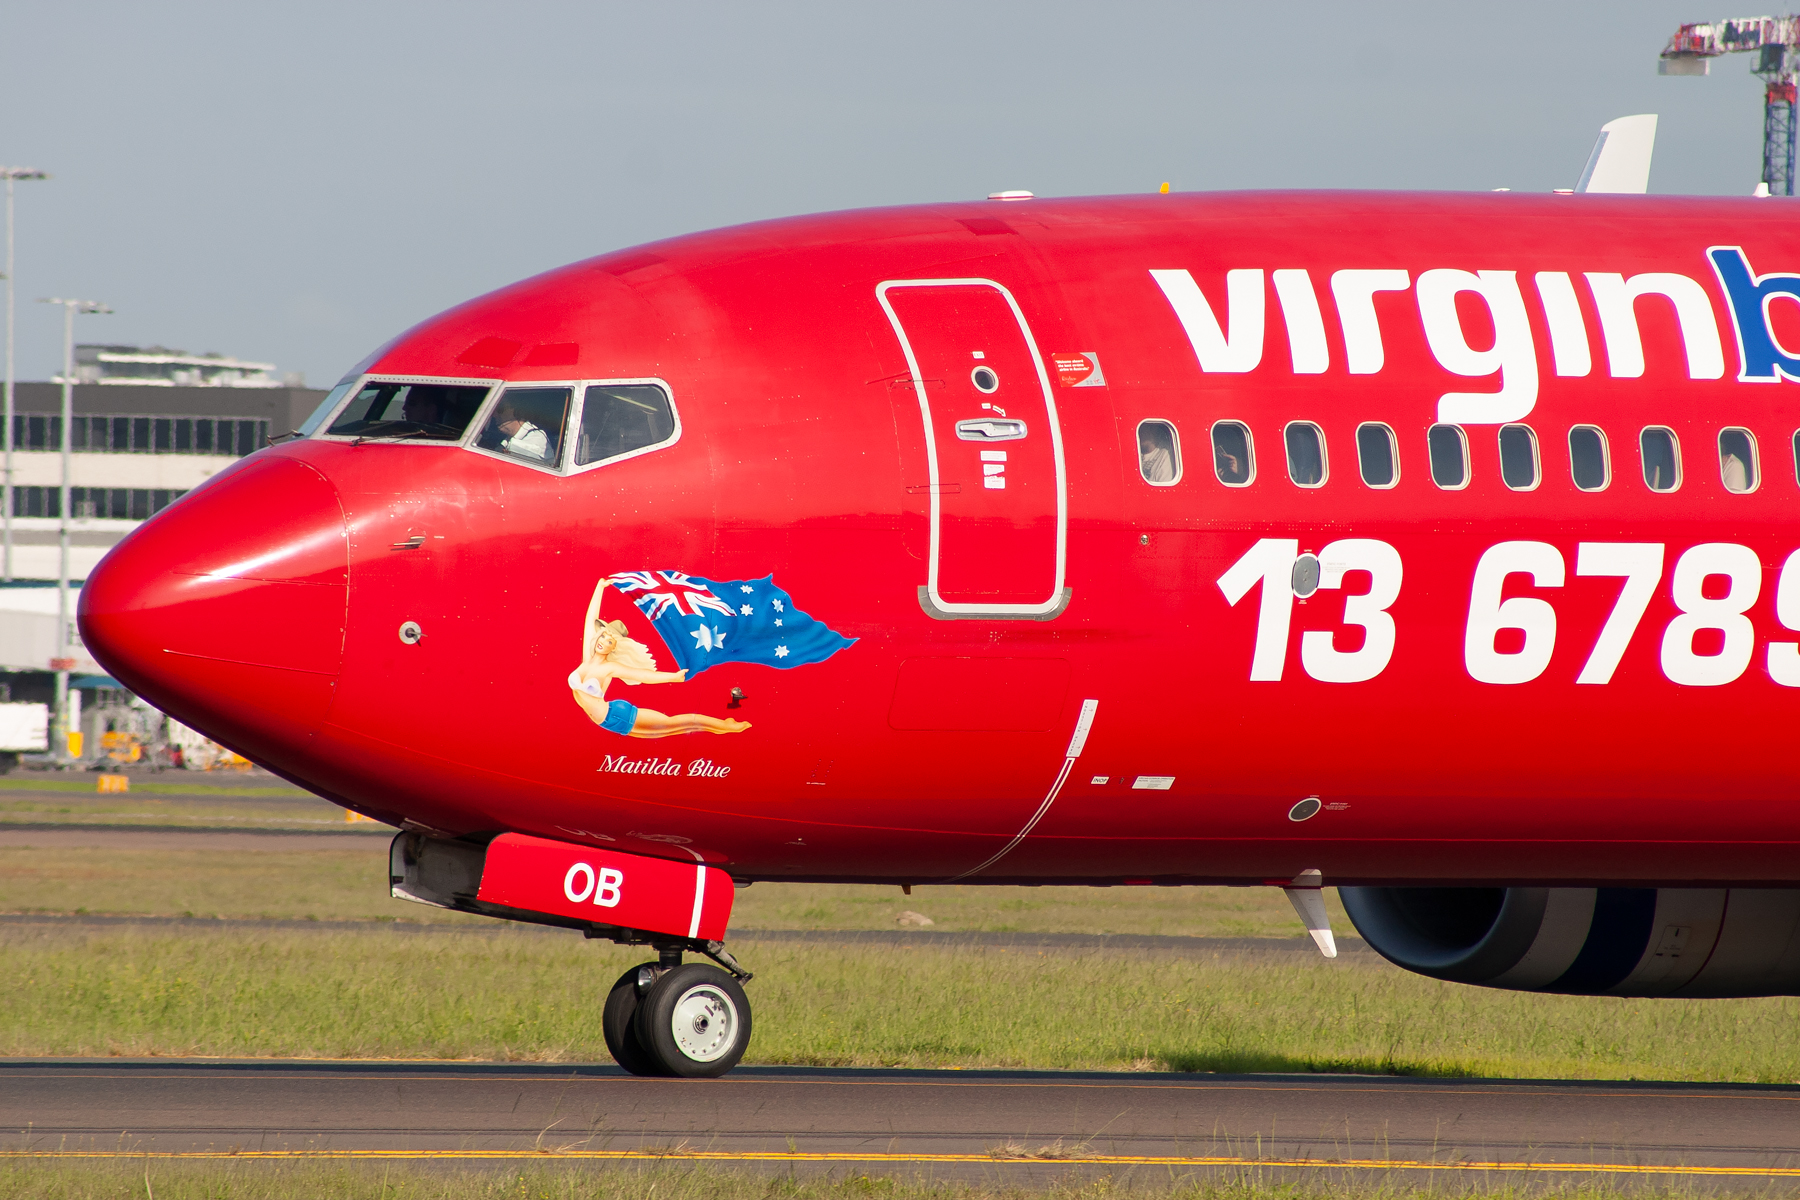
[739,604,752,615]
[774,645,789,658]
[690,625,726,652]
[740,585,753,593]
[771,599,784,612]
[774,618,783,626]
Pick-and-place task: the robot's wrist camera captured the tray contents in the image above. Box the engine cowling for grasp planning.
[1338,886,1800,997]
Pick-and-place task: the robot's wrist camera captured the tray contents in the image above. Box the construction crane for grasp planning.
[1661,16,1798,195]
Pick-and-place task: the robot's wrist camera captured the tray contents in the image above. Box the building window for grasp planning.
[14,486,186,520]
[10,414,267,456]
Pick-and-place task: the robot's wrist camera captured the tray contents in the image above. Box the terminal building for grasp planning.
[0,346,326,747]
[6,347,324,580]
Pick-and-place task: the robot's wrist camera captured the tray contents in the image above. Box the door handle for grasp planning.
[955,418,1027,441]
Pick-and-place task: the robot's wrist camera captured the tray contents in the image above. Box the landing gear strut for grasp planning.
[601,942,753,1077]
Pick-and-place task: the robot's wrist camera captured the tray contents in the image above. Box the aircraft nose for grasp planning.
[79,456,348,764]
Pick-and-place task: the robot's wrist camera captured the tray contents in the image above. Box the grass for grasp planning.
[0,844,1345,935]
[0,774,369,830]
[3,923,1799,1081]
[0,775,308,797]
[0,1161,1752,1200]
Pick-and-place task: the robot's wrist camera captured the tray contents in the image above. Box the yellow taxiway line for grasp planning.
[2,1150,1797,1177]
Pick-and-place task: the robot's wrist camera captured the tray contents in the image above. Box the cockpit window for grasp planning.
[476,387,572,467]
[326,381,490,441]
[298,379,355,438]
[574,384,677,467]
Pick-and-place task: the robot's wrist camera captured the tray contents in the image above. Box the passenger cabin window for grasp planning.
[1640,426,1681,492]
[476,386,571,467]
[1356,422,1398,488]
[1211,421,1254,487]
[1284,421,1327,487]
[1569,425,1610,491]
[1135,420,1181,485]
[326,381,491,441]
[575,384,677,467]
[1427,423,1469,489]
[1498,424,1540,490]
[1718,428,1758,493]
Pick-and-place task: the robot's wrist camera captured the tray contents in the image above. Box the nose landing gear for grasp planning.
[602,942,753,1077]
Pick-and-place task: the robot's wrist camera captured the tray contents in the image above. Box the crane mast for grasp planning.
[1661,15,1799,195]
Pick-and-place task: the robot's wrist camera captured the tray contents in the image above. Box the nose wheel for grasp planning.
[603,958,753,1077]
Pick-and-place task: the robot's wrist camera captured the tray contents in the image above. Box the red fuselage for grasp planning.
[78,191,1800,887]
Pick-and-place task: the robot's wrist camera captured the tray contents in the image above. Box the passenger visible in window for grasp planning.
[1718,428,1757,493]
[1722,452,1748,492]
[479,387,571,466]
[1137,420,1180,485]
[1211,421,1253,486]
[1640,427,1680,492]
[575,385,677,467]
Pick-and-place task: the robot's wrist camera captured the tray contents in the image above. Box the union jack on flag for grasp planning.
[604,569,856,677]
[606,571,739,621]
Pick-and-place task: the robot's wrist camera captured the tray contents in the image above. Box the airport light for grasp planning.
[38,296,109,764]
[1,167,48,583]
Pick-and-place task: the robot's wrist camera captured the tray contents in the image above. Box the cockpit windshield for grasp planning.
[326,381,491,441]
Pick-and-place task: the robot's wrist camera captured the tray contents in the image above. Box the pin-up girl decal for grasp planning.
[569,580,751,737]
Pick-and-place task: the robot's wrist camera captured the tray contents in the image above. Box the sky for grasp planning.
[0,2,1771,388]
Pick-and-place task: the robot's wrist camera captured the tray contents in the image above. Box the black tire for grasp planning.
[602,962,665,1076]
[633,963,751,1078]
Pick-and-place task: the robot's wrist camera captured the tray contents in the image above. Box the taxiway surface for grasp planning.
[4,1061,1797,1178]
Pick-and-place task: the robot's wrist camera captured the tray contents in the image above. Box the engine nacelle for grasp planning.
[1339,886,1800,997]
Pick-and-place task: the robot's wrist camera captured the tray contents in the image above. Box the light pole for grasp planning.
[39,296,109,765]
[1,168,48,583]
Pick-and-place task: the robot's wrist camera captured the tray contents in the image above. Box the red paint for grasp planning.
[75,190,1800,891]
[477,833,731,940]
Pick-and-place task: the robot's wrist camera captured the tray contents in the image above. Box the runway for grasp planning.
[4,1060,1799,1179]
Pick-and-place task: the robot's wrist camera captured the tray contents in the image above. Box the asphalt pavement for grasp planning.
[3,1060,1797,1181]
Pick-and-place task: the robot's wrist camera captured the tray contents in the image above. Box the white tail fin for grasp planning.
[1577,114,1657,194]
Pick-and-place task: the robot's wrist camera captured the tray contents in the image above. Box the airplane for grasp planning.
[77,116,1800,1078]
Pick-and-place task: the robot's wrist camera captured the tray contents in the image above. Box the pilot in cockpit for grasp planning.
[493,396,550,462]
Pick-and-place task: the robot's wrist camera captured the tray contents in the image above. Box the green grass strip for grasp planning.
[0,776,307,797]
[5,924,1800,1080]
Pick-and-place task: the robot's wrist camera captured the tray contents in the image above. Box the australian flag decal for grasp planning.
[605,571,856,677]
